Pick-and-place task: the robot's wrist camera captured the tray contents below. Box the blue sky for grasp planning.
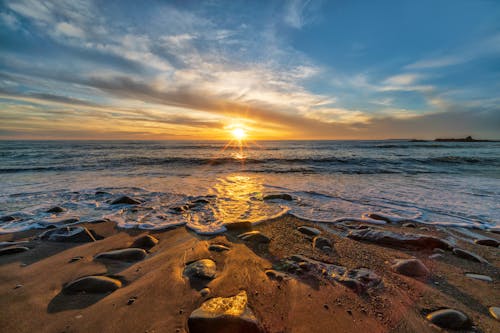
[0,0,499,139]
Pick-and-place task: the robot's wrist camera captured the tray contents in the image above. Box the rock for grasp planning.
[474,238,499,247]
[225,222,253,231]
[0,215,17,222]
[127,297,136,305]
[200,288,210,297]
[188,291,262,333]
[452,248,489,264]
[39,226,96,243]
[208,244,230,252]
[297,226,321,236]
[428,254,443,259]
[95,191,111,196]
[184,259,217,280]
[313,236,332,251]
[14,284,23,289]
[0,241,29,249]
[95,248,147,262]
[426,309,471,330]
[69,256,84,263]
[465,273,493,282]
[63,276,122,294]
[131,235,158,250]
[46,206,65,213]
[488,307,500,321]
[347,229,451,250]
[238,231,270,244]
[110,195,141,205]
[263,193,293,201]
[402,223,416,228]
[433,248,445,253]
[0,246,29,256]
[391,259,430,277]
[265,269,288,281]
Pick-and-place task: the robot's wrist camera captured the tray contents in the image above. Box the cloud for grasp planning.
[54,22,85,38]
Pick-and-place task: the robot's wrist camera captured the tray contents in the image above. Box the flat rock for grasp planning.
[238,231,270,244]
[426,309,471,330]
[313,236,332,251]
[63,276,122,294]
[95,248,147,262]
[208,244,230,252]
[489,307,500,321]
[39,226,96,243]
[465,273,493,282]
[184,259,217,280]
[347,228,451,250]
[131,235,158,250]
[46,206,65,213]
[392,259,430,277]
[474,238,499,247]
[0,246,29,256]
[297,226,321,236]
[110,195,141,205]
[263,193,293,201]
[452,248,489,264]
[188,291,262,333]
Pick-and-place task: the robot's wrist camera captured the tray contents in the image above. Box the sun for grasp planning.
[231,127,246,141]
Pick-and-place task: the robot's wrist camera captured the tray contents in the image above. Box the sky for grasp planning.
[0,0,499,140]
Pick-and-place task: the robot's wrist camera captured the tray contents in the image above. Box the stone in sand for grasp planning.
[63,276,122,294]
[265,269,288,281]
[39,226,96,243]
[465,273,493,282]
[95,248,147,262]
[391,259,430,277]
[238,231,270,244]
[131,235,158,250]
[200,288,210,297]
[0,246,29,256]
[46,206,65,213]
[426,309,471,330]
[452,248,489,264]
[402,223,416,228]
[110,195,141,205]
[263,193,293,201]
[208,244,230,252]
[0,215,17,222]
[188,291,262,333]
[313,236,332,251]
[474,238,499,247]
[489,307,500,321]
[297,226,321,236]
[184,259,217,280]
[347,228,451,250]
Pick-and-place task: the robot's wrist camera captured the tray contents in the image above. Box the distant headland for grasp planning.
[410,136,497,142]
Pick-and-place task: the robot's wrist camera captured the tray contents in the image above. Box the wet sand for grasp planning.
[0,215,499,332]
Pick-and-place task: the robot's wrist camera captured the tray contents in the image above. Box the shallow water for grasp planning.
[0,140,499,233]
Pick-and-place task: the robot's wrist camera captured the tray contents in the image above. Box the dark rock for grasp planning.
[238,231,270,244]
[208,244,230,252]
[0,215,17,222]
[347,228,451,250]
[95,191,111,196]
[110,196,141,205]
[131,235,158,250]
[188,291,262,333]
[313,236,332,251]
[63,276,122,294]
[391,259,430,277]
[127,297,137,305]
[489,307,500,321]
[200,288,210,297]
[0,240,29,249]
[452,248,489,264]
[465,273,492,282]
[46,206,65,213]
[474,238,499,247]
[263,193,293,201]
[297,226,321,236]
[0,246,29,256]
[183,259,217,280]
[69,256,84,263]
[225,222,253,231]
[95,248,147,262]
[426,309,471,330]
[402,223,416,228]
[265,269,288,281]
[39,226,96,243]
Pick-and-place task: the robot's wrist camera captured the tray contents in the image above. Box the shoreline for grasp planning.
[1,215,499,332]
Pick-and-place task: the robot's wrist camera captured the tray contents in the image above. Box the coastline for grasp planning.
[1,215,499,332]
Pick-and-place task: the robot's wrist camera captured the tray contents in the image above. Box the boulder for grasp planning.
[184,259,217,280]
[391,259,430,277]
[263,193,293,201]
[95,248,147,262]
[297,226,321,236]
[39,226,96,243]
[313,236,332,251]
[0,246,29,256]
[426,309,471,330]
[46,206,65,213]
[452,248,489,264]
[131,235,158,250]
[474,238,499,247]
[347,228,450,250]
[238,231,270,244]
[188,291,262,333]
[110,196,141,205]
[63,276,122,294]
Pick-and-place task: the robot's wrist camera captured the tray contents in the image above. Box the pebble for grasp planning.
[183,259,217,280]
[452,248,489,264]
[313,236,332,251]
[14,284,23,289]
[39,226,96,243]
[297,226,321,236]
[63,276,122,294]
[263,193,293,201]
[200,288,210,297]
[426,309,471,330]
[488,307,500,321]
[347,229,451,250]
[238,231,270,244]
[465,273,493,282]
[127,297,137,305]
[110,195,141,205]
[95,248,147,262]
[428,254,442,259]
[69,256,84,263]
[208,244,230,252]
[474,238,499,247]
[46,206,65,213]
[131,235,159,250]
[0,246,29,256]
[392,259,430,277]
[402,223,416,228]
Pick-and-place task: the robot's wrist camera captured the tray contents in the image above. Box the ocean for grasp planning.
[1,140,499,234]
